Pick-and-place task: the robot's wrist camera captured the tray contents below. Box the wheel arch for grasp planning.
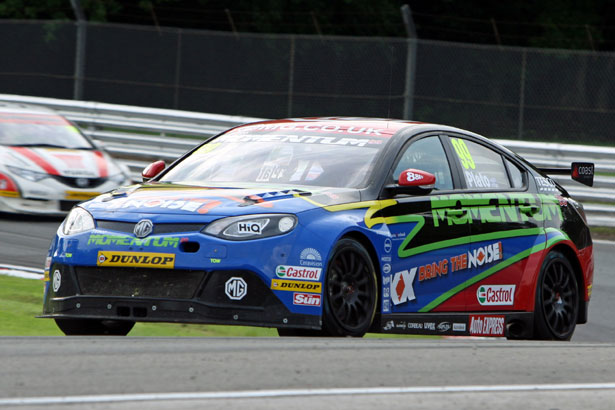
[339,230,382,329]
[548,243,587,324]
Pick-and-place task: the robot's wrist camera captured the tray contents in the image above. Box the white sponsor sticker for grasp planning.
[299,248,322,267]
[293,292,321,306]
[477,285,515,306]
[276,265,322,281]
[390,268,417,305]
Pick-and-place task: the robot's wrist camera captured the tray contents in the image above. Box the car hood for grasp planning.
[82,183,362,218]
[1,146,120,178]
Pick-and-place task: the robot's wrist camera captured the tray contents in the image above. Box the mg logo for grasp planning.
[225,277,247,300]
[134,219,153,238]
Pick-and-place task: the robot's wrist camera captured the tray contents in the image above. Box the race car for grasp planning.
[0,102,132,215]
[41,118,594,340]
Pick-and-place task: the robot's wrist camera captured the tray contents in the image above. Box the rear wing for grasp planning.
[538,162,594,187]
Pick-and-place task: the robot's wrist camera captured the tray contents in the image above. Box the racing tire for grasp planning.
[321,238,378,337]
[55,318,135,336]
[533,251,578,341]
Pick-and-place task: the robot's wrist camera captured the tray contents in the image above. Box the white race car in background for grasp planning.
[0,102,132,215]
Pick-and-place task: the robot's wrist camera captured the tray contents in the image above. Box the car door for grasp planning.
[443,134,545,315]
[380,134,471,316]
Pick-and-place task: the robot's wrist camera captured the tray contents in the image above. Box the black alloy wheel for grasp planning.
[55,318,135,336]
[534,251,579,340]
[321,238,378,337]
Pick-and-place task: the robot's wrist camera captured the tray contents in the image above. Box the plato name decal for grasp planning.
[270,279,322,293]
[276,265,322,281]
[469,315,505,336]
[477,285,515,306]
[97,251,175,269]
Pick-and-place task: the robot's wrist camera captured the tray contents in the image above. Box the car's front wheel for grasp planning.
[533,251,578,340]
[321,238,378,337]
[55,318,135,336]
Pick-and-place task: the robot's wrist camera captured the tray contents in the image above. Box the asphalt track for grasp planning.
[1,214,615,409]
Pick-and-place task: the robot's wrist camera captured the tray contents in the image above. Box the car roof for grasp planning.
[233,117,486,140]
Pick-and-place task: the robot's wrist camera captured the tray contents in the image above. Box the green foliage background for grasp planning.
[1,0,613,50]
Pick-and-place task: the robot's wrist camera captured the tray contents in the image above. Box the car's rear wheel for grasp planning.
[321,238,378,337]
[55,318,135,336]
[533,251,578,340]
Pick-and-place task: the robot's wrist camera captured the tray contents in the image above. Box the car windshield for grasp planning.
[160,122,392,188]
[0,112,93,149]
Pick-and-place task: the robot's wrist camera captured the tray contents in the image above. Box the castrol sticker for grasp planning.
[276,265,322,281]
[476,285,515,306]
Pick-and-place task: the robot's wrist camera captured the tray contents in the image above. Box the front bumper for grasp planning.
[41,264,321,329]
[0,196,82,215]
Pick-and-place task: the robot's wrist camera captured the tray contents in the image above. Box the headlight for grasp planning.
[62,207,95,235]
[203,214,297,241]
[6,165,48,182]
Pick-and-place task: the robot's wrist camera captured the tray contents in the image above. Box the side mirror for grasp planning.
[399,168,436,187]
[142,160,165,182]
[386,168,436,196]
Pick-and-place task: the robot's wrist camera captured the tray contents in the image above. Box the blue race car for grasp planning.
[41,118,594,340]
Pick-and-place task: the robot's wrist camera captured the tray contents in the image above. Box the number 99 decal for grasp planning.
[451,138,475,170]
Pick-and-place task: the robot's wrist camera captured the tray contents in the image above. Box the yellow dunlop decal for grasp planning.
[97,251,175,269]
[270,279,322,293]
[65,191,101,201]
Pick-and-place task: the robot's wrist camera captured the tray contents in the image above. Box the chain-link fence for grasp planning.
[1,20,614,144]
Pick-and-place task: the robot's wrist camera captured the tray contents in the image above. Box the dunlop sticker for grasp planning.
[97,251,175,269]
[270,278,322,293]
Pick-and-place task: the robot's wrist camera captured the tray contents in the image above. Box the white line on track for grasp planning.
[593,239,615,245]
[0,264,43,280]
[2,383,615,406]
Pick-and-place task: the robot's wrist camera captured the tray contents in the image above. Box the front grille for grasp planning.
[199,270,275,308]
[52,175,108,189]
[96,220,205,234]
[75,267,206,299]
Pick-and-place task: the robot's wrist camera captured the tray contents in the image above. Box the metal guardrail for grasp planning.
[1,94,614,227]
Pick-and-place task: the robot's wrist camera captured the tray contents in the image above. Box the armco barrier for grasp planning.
[1,94,613,227]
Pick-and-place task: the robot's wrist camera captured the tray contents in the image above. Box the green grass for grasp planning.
[0,275,418,338]
[0,275,278,337]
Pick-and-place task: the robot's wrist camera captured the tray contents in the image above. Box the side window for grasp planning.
[449,137,511,190]
[505,158,525,188]
[393,136,453,190]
